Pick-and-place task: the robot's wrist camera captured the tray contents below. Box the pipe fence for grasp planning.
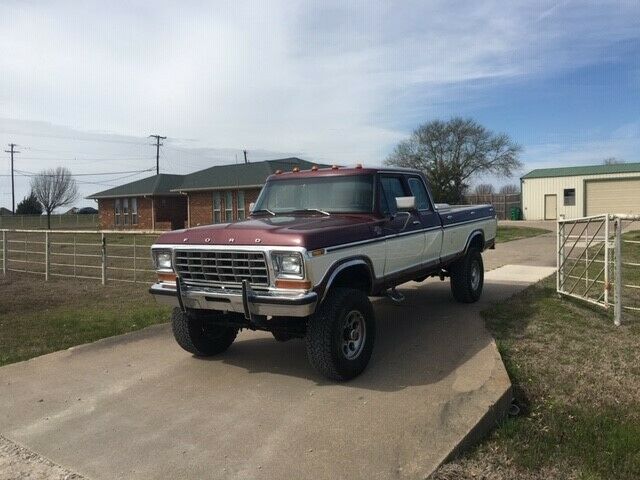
[1,229,160,285]
[557,214,640,325]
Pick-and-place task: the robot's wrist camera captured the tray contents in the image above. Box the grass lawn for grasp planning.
[433,276,640,480]
[496,225,551,243]
[0,272,170,367]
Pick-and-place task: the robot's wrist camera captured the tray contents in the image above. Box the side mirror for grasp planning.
[249,202,255,212]
[395,196,416,211]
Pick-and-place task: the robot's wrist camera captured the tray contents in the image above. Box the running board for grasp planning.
[386,287,405,304]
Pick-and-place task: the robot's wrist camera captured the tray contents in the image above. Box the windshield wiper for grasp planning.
[290,208,331,216]
[251,208,276,216]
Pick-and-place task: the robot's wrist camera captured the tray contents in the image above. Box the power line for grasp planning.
[9,168,155,177]
[149,134,166,175]
[4,143,19,213]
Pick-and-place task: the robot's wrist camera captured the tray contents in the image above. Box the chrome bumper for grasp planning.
[149,282,318,318]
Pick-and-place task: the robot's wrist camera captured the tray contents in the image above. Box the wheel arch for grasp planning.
[317,257,375,302]
[464,229,485,254]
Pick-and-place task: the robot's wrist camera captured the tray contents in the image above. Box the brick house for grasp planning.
[87,174,186,230]
[89,158,326,230]
[176,158,325,227]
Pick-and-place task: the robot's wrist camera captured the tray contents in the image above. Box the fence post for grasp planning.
[604,215,609,307]
[101,233,107,285]
[45,231,50,281]
[614,218,622,326]
[557,221,563,293]
[2,230,6,275]
[133,235,137,283]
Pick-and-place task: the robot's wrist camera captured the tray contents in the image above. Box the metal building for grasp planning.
[521,162,640,220]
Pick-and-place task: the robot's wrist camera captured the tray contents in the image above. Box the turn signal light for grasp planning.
[157,272,177,283]
[275,279,312,290]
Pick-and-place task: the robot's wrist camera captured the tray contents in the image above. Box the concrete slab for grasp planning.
[485,265,557,284]
[0,277,527,480]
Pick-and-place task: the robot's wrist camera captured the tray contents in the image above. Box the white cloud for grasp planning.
[1,0,639,206]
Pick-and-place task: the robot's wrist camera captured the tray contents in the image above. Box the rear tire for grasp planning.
[171,308,238,356]
[450,249,484,303]
[305,288,375,381]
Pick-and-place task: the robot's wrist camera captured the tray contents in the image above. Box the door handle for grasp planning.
[446,215,453,220]
[412,220,420,225]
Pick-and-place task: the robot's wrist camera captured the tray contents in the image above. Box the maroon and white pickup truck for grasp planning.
[150,165,496,380]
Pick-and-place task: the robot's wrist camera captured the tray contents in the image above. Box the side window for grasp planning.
[379,176,408,215]
[407,177,431,211]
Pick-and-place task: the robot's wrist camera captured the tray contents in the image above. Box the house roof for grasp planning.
[522,162,640,180]
[175,157,330,192]
[87,174,185,199]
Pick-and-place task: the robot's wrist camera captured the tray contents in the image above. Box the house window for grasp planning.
[122,198,129,225]
[213,192,221,223]
[564,188,576,206]
[131,198,138,225]
[225,191,233,221]
[114,199,121,226]
[237,191,245,220]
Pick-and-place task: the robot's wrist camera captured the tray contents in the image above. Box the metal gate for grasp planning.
[557,214,640,325]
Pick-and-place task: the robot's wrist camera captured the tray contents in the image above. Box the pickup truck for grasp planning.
[150,165,497,380]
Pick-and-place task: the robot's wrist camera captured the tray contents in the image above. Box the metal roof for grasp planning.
[87,174,184,199]
[175,158,330,192]
[522,162,640,179]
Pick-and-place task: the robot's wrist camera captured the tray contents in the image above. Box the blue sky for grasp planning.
[1,0,639,207]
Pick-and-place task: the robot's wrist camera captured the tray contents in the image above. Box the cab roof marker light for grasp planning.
[311,165,318,171]
[331,165,339,170]
[355,163,363,169]
[292,166,300,172]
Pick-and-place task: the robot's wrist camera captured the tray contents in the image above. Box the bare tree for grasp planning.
[385,118,522,203]
[31,167,78,229]
[474,183,495,195]
[603,157,625,165]
[499,184,520,195]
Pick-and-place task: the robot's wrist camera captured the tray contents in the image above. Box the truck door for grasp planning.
[406,175,443,268]
[379,174,426,276]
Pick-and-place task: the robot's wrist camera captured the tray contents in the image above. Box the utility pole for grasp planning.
[149,135,166,175]
[243,150,248,164]
[4,143,19,213]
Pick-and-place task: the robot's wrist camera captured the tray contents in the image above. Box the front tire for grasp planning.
[305,288,375,381]
[450,249,484,303]
[171,308,239,356]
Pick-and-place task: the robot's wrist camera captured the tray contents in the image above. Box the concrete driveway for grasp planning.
[0,233,556,480]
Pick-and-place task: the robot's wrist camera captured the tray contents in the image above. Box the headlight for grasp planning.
[271,252,304,278]
[152,250,173,271]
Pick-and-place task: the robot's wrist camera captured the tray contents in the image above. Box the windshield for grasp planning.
[253,175,374,214]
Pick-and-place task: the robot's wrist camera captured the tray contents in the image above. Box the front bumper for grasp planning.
[149,282,318,318]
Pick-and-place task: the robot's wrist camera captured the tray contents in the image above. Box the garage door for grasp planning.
[586,178,640,215]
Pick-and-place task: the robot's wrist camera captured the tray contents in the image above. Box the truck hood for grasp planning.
[155,214,383,250]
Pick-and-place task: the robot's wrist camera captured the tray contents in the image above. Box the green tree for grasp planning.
[16,191,43,215]
[385,118,522,204]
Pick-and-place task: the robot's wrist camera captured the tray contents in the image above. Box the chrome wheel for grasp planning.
[470,260,481,291]
[342,310,366,360]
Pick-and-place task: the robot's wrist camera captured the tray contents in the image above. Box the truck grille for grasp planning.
[174,250,269,287]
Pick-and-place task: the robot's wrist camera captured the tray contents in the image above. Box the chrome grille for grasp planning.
[174,250,269,287]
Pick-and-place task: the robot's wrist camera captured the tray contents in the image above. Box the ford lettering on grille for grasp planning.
[175,250,269,287]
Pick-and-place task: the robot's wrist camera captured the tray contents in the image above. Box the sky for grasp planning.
[1,0,639,209]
